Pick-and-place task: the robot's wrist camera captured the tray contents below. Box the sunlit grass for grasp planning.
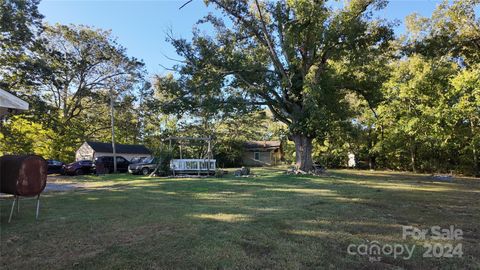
[191,213,253,223]
[1,168,479,269]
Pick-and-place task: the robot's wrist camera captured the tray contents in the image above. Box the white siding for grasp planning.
[75,142,94,161]
[93,152,151,162]
[76,142,151,162]
[242,151,273,166]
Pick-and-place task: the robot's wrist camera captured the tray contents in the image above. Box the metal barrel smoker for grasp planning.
[0,155,47,222]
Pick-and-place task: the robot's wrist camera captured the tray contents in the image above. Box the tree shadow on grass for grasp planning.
[1,169,479,269]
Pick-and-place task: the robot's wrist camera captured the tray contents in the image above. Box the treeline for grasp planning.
[154,0,479,175]
[0,1,285,165]
[0,0,479,175]
[313,2,479,175]
[314,54,479,175]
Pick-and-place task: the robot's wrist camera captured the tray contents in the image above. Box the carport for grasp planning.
[0,88,29,117]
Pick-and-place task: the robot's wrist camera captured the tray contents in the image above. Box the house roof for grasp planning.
[244,140,281,150]
[86,141,151,155]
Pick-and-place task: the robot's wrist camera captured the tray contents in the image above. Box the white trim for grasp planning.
[0,89,29,117]
[170,159,216,171]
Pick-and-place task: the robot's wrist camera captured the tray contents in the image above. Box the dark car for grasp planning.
[47,159,64,174]
[94,156,130,173]
[130,156,148,164]
[128,157,159,175]
[63,160,94,175]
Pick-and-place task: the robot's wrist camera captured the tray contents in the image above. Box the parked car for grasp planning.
[128,157,159,175]
[130,156,148,164]
[47,159,64,174]
[94,156,130,173]
[63,160,94,175]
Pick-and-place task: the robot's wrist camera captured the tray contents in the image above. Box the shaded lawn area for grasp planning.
[1,168,479,269]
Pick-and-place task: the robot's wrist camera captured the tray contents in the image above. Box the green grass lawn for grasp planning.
[1,168,479,269]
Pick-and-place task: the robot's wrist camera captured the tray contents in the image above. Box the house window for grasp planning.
[254,152,260,160]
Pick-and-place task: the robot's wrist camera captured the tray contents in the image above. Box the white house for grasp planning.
[75,141,152,162]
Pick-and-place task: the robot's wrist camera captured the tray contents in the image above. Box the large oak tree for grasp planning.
[157,0,394,170]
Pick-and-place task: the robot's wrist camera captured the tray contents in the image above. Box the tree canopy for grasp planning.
[1,0,479,175]
[156,0,395,171]
[0,0,43,90]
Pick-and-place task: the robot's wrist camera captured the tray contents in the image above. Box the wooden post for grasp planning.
[179,143,183,159]
[164,136,214,176]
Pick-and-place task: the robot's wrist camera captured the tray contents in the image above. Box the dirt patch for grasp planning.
[44,182,86,192]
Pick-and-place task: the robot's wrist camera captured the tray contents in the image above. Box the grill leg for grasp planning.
[17,196,20,214]
[8,195,17,223]
[35,194,41,220]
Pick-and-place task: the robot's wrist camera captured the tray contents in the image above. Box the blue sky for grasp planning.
[39,0,445,78]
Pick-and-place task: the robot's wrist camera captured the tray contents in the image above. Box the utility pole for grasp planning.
[207,137,211,175]
[110,87,117,173]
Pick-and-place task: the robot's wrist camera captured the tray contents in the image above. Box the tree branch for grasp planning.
[179,0,194,10]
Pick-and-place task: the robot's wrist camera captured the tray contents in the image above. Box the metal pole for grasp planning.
[169,138,173,177]
[36,194,41,220]
[17,196,20,213]
[8,195,17,223]
[110,88,117,173]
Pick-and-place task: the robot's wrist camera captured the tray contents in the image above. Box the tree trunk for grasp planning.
[292,133,314,172]
[410,142,416,173]
[369,156,376,170]
[367,126,376,170]
[472,145,478,177]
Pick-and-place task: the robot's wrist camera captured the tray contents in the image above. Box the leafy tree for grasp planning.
[393,0,480,175]
[376,55,458,172]
[450,66,480,176]
[0,116,54,158]
[405,0,479,67]
[30,24,146,158]
[0,0,44,90]
[158,0,394,170]
[1,23,147,160]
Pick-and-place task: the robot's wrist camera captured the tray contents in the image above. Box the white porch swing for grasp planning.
[166,136,216,176]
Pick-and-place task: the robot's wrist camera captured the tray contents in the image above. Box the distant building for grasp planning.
[242,141,283,166]
[75,141,151,162]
